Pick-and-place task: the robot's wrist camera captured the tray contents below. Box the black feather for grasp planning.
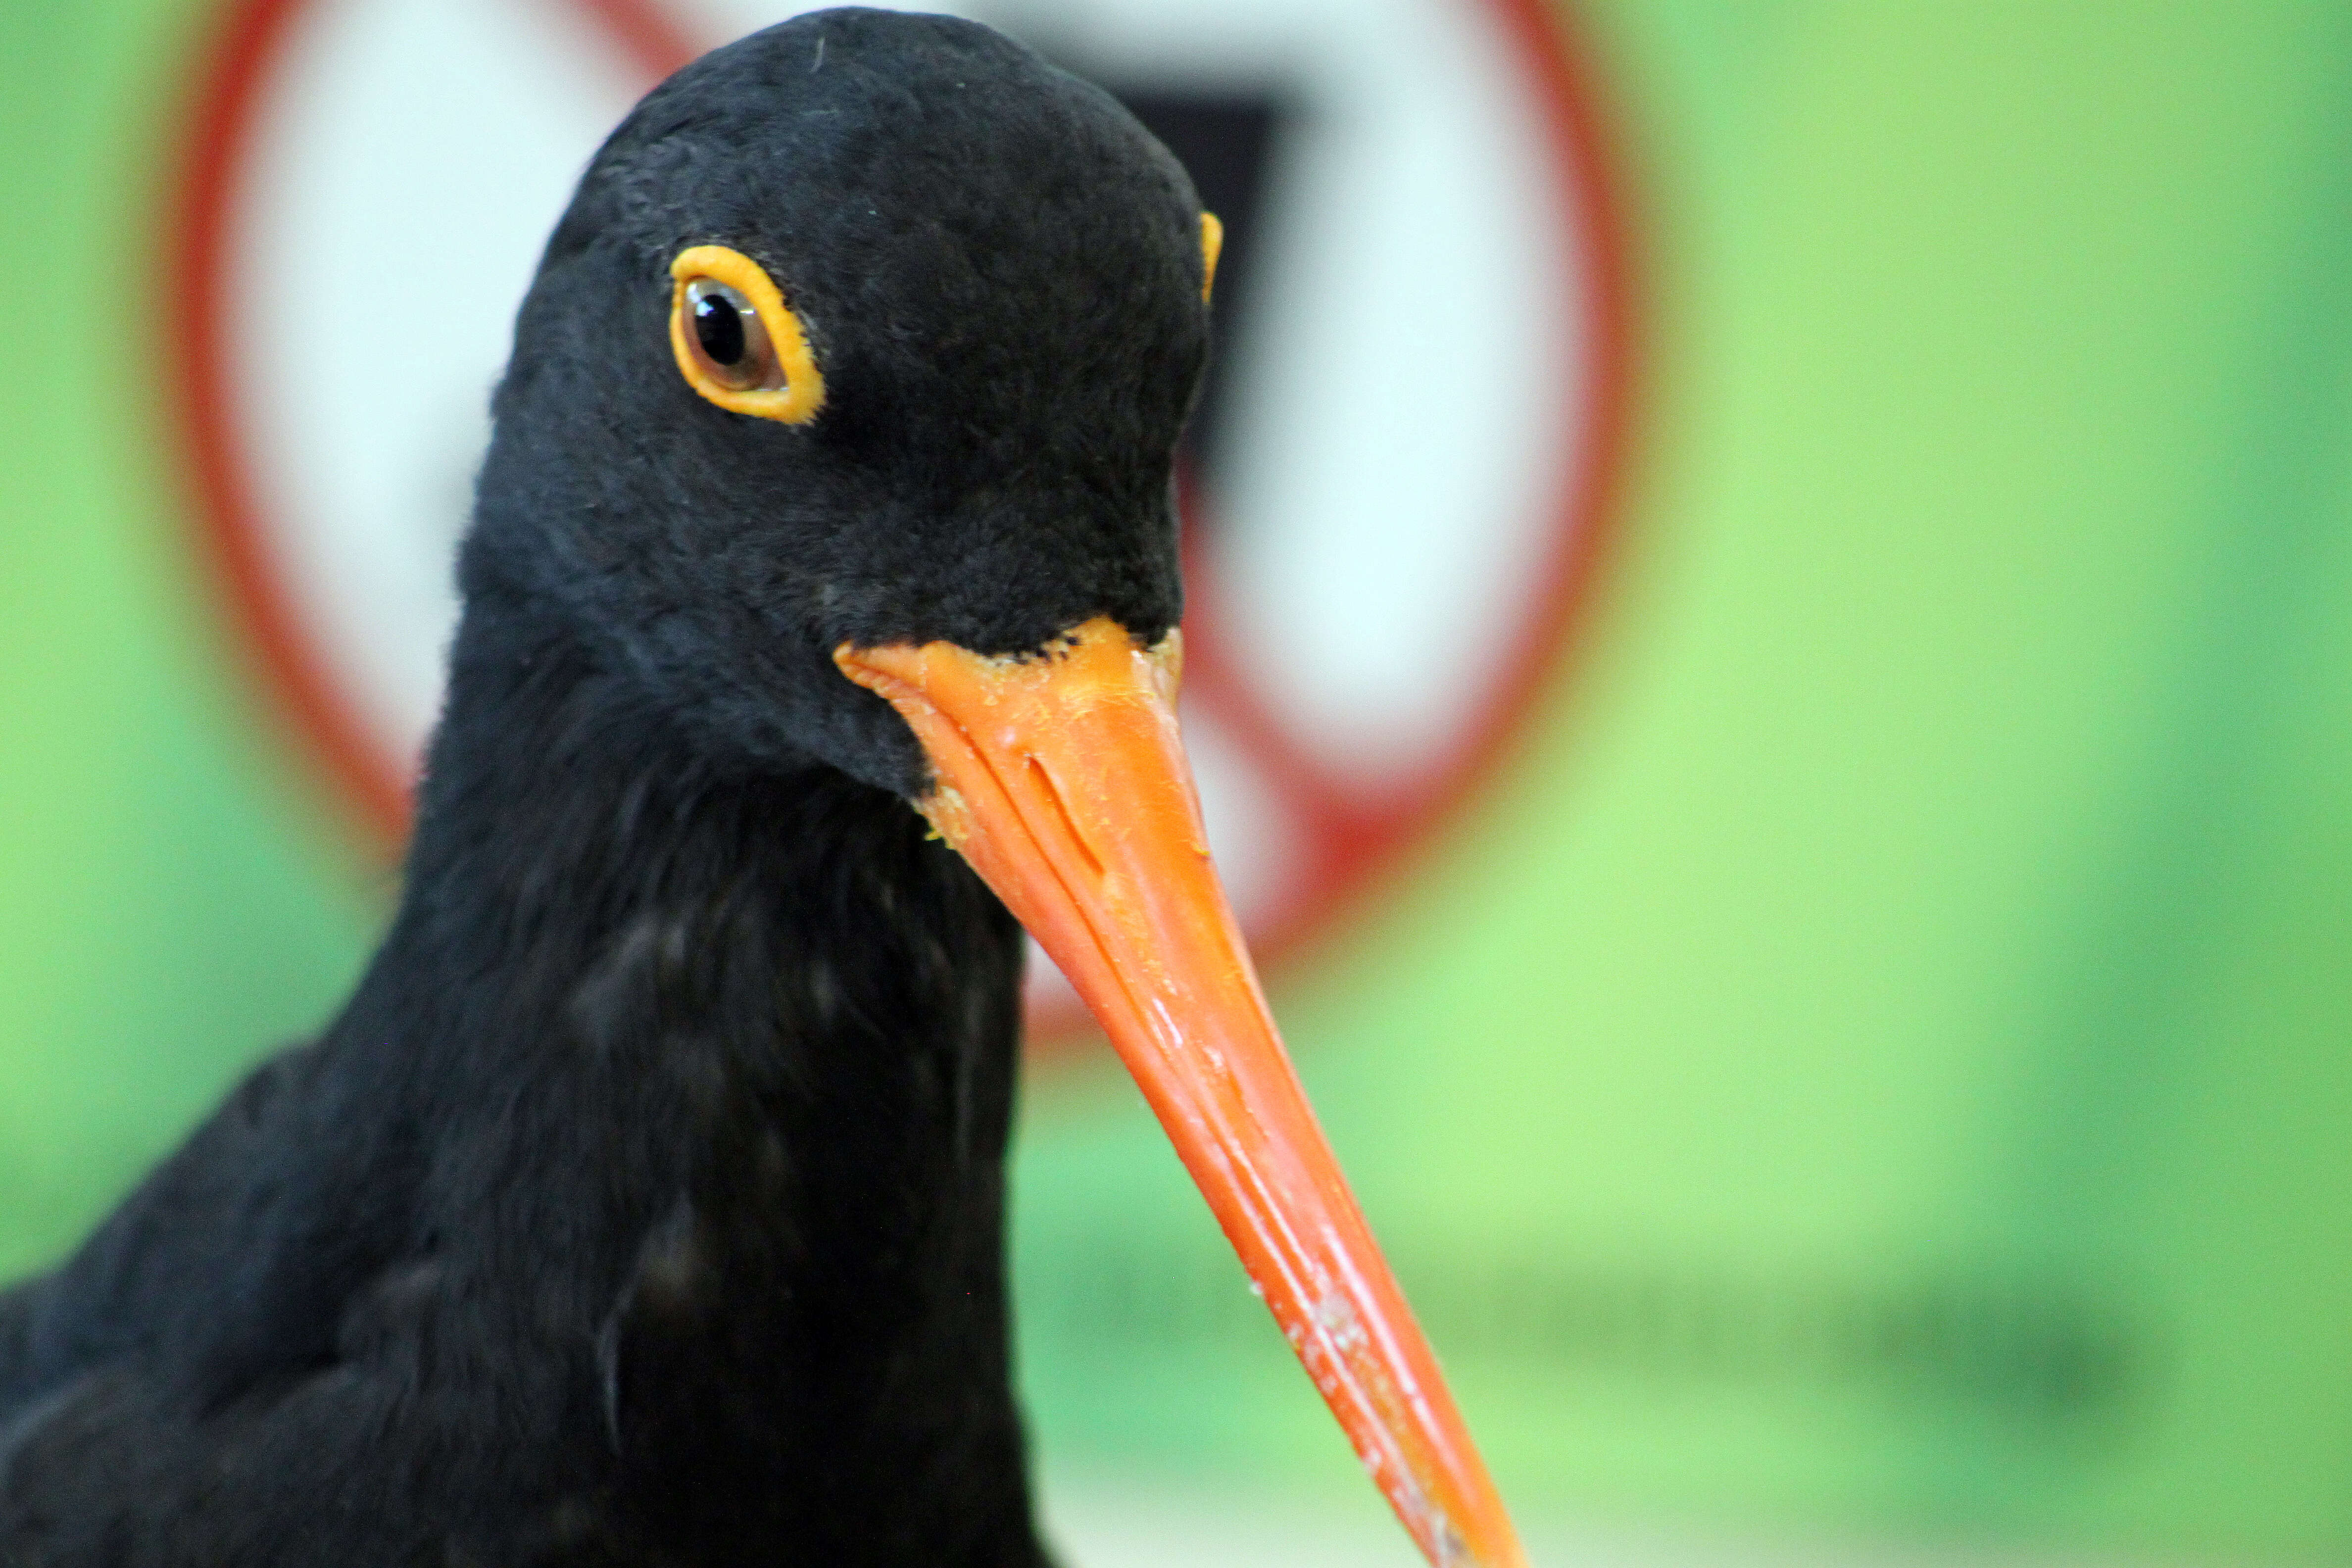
[0,9,1210,1562]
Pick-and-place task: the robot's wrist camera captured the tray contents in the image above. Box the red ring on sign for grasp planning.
[167,0,1639,1052]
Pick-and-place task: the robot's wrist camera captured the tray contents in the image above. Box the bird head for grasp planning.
[474,6,1203,795]
[470,11,1523,1568]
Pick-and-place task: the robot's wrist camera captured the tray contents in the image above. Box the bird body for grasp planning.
[0,11,1525,1565]
[2,588,1040,1563]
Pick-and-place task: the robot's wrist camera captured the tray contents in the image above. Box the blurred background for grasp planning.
[2,0,2348,1562]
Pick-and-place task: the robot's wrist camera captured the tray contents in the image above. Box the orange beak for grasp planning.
[836,617,1525,1568]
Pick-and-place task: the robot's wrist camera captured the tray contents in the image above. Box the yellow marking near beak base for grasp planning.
[1200,212,1224,303]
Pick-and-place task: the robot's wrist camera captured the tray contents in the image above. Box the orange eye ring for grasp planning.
[667,245,826,423]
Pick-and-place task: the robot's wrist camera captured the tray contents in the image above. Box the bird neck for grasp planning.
[359,590,1041,1553]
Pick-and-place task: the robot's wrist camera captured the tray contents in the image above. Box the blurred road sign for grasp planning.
[174,0,1631,1035]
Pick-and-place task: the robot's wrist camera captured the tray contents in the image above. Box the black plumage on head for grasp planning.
[477,5,1206,795]
[0,10,1209,1564]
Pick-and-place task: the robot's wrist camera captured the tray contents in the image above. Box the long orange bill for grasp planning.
[836,616,1525,1568]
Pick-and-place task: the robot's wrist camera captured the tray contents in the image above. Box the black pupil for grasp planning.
[693,291,747,366]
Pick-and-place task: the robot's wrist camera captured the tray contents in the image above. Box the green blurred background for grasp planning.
[3,1,2349,1562]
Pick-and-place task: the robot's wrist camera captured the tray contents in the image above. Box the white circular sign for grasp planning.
[175,0,1632,1040]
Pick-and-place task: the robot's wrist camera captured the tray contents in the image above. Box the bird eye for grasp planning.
[667,245,827,424]
[684,279,776,390]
